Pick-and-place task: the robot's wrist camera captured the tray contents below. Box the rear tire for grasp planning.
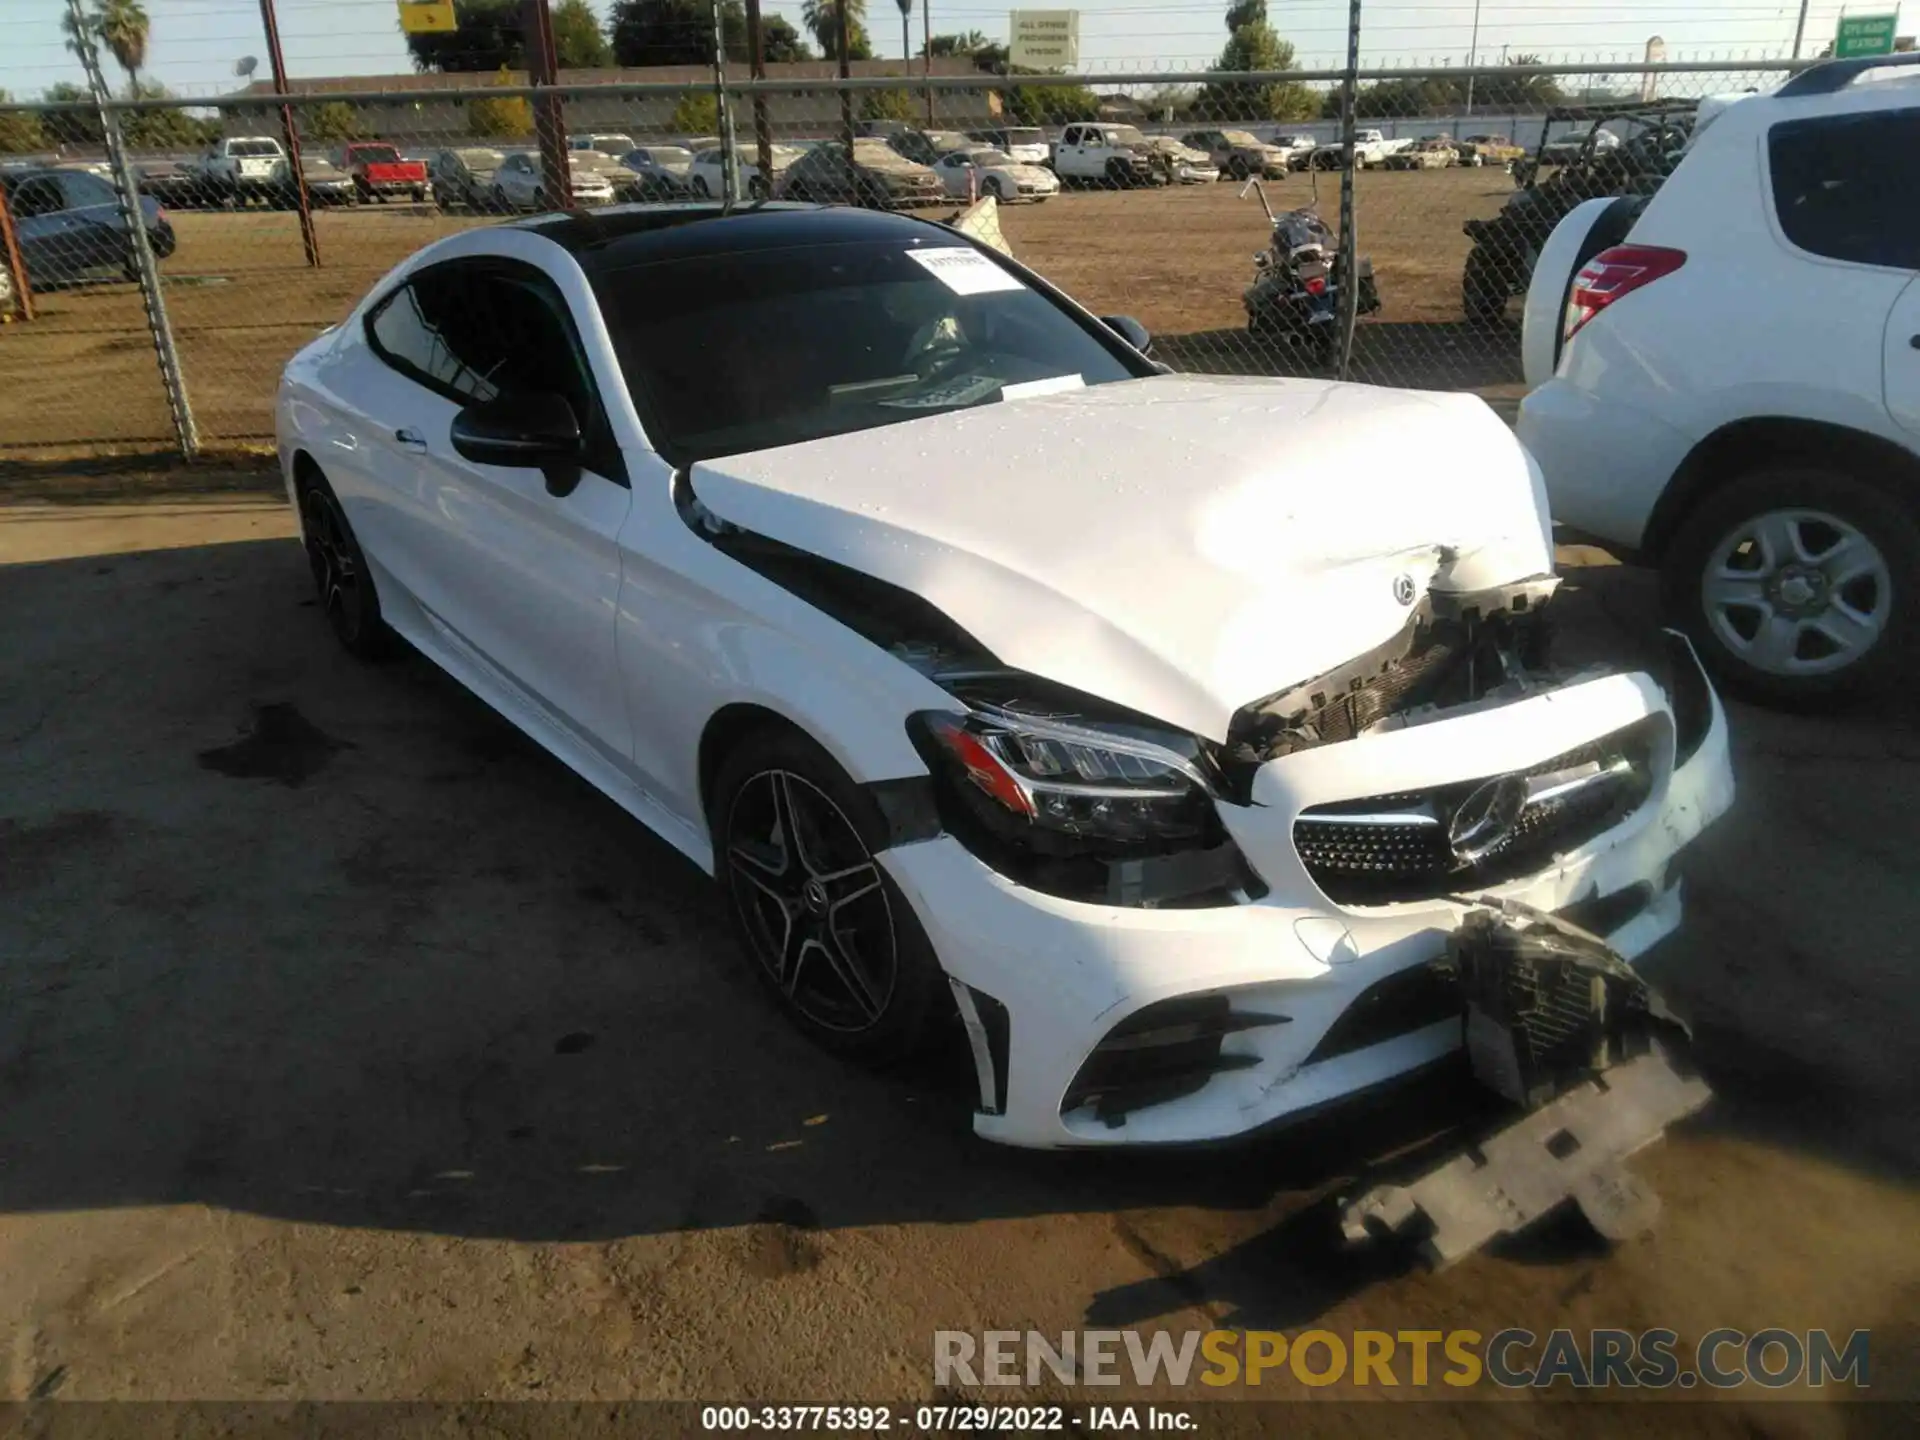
[296,469,397,661]
[1661,465,1920,708]
[709,727,946,1066]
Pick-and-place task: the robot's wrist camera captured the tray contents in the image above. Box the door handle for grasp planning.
[394,427,427,452]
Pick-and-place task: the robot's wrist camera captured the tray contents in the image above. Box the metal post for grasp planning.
[923,0,934,126]
[837,0,856,153]
[1335,0,1362,383]
[0,182,35,321]
[713,0,739,203]
[523,0,572,208]
[1464,0,1482,116]
[898,0,912,63]
[259,0,319,267]
[745,0,773,196]
[66,0,197,456]
[1792,0,1811,58]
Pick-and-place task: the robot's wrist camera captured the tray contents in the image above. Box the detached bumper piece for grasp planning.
[1339,900,1710,1269]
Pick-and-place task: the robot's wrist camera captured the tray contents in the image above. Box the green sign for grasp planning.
[1833,12,1900,58]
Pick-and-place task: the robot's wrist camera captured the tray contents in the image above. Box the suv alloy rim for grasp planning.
[724,769,898,1032]
[1701,507,1892,676]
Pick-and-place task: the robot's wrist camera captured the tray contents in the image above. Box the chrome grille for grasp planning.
[1293,719,1664,904]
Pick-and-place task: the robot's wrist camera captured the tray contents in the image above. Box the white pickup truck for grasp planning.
[1048,123,1161,188]
[1306,129,1412,170]
[195,136,289,203]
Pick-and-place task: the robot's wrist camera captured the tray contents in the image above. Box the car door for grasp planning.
[52,172,128,272]
[6,177,76,282]
[342,256,635,765]
[1888,275,1920,439]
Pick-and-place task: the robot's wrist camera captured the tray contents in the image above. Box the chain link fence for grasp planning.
[0,59,1804,457]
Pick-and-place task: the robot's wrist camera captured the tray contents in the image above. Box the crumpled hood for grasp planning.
[691,374,1554,742]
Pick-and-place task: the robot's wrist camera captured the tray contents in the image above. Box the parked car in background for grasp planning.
[1519,58,1920,706]
[569,132,636,158]
[1383,137,1457,169]
[1181,128,1289,180]
[297,153,356,207]
[1051,124,1164,188]
[1461,134,1525,166]
[339,142,429,203]
[930,146,1058,203]
[613,145,696,201]
[0,167,173,287]
[1143,135,1220,185]
[488,150,616,210]
[199,135,288,204]
[1275,133,1317,156]
[427,147,504,209]
[778,139,944,207]
[965,126,1051,165]
[274,201,1734,1149]
[135,158,204,208]
[688,144,803,199]
[1306,130,1407,170]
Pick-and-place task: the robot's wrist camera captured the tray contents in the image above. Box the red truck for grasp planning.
[338,142,429,204]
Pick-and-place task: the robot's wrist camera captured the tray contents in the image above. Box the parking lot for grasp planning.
[0,168,1521,453]
[1,460,1916,1414]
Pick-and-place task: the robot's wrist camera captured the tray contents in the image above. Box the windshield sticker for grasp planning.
[905,247,1026,296]
[877,374,1005,409]
[1001,375,1085,401]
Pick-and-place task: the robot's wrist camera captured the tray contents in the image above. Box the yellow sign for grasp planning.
[397,2,458,34]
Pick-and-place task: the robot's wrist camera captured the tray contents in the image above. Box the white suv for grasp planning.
[1518,56,1920,706]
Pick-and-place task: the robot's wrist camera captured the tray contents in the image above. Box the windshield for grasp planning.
[457,149,502,167]
[1001,128,1044,145]
[353,145,401,163]
[853,139,910,164]
[1104,126,1147,146]
[1221,130,1261,146]
[230,141,279,157]
[593,239,1141,465]
[642,147,693,164]
[969,149,1014,166]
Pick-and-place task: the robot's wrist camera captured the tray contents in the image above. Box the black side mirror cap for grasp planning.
[1101,314,1153,356]
[449,391,583,471]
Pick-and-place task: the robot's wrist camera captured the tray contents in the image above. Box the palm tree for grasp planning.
[801,0,866,58]
[95,0,151,97]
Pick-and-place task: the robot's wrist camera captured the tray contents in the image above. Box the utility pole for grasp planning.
[923,0,933,125]
[1792,0,1811,58]
[745,0,772,193]
[1463,0,1482,117]
[522,0,571,209]
[837,0,855,154]
[258,0,319,266]
[897,0,913,62]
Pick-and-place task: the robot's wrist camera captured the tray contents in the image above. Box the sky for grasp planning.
[0,0,1889,102]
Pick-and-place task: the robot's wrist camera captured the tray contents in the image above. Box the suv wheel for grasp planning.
[1663,465,1919,707]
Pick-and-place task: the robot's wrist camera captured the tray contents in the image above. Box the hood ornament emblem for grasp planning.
[1447,775,1530,864]
[1392,573,1417,606]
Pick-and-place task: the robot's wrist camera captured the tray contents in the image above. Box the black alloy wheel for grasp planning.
[299,477,393,659]
[711,730,944,1062]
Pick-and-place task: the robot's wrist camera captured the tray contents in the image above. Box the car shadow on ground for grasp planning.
[1,537,1915,1325]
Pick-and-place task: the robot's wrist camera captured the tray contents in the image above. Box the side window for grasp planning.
[1062,127,1080,146]
[1768,108,1920,271]
[58,173,117,208]
[10,178,66,218]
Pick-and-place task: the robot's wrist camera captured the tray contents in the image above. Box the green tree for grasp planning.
[667,90,718,135]
[0,92,46,154]
[405,0,523,73]
[860,88,916,122]
[1197,0,1316,122]
[552,0,612,68]
[121,81,218,149]
[1003,79,1097,127]
[301,101,363,143]
[40,82,103,148]
[609,0,749,66]
[1470,55,1565,111]
[800,0,873,61]
[761,15,813,62]
[94,0,150,96]
[467,64,531,136]
[924,30,988,58]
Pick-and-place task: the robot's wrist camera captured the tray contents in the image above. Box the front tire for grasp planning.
[710,728,945,1064]
[297,471,395,660]
[691,174,711,197]
[1662,465,1919,708]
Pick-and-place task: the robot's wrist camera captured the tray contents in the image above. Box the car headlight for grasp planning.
[910,707,1216,853]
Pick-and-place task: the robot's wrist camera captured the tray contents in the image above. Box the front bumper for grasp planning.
[880,660,1734,1148]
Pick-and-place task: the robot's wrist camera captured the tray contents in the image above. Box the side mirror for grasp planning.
[449,391,584,491]
[1102,314,1153,356]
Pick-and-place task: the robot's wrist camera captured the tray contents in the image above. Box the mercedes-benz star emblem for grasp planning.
[1392,573,1417,606]
[1447,774,1530,864]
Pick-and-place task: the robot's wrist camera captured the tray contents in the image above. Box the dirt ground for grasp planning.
[1,466,1917,1427]
[0,169,1521,454]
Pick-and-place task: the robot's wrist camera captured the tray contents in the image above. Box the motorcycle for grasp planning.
[1240,178,1380,366]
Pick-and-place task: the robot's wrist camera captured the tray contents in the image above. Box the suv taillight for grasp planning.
[1563,244,1687,343]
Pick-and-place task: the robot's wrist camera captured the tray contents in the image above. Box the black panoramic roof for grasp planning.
[520,201,962,273]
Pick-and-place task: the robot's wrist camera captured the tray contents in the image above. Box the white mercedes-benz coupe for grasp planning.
[277,202,1735,1149]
